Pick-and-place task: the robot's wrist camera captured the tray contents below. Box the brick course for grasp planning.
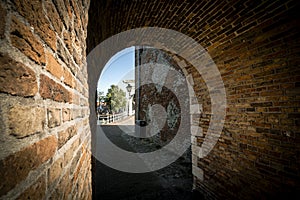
[40,74,71,103]
[0,136,56,196]
[10,16,45,65]
[0,53,37,97]
[0,0,91,199]
[13,0,57,51]
[16,174,46,200]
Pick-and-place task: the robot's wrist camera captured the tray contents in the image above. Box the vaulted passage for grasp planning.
[0,0,299,199]
[87,1,300,199]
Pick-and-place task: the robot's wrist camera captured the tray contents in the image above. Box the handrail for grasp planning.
[97,112,128,124]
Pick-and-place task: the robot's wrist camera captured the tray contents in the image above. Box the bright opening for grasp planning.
[96,47,135,125]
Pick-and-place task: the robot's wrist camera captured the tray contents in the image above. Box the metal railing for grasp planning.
[97,112,128,125]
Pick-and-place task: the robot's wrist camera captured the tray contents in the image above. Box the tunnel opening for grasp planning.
[96,47,135,125]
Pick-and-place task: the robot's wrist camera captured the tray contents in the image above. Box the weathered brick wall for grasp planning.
[0,0,91,199]
[194,4,300,198]
[135,47,189,142]
[87,0,300,199]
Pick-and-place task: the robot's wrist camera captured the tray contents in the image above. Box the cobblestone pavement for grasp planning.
[94,117,204,200]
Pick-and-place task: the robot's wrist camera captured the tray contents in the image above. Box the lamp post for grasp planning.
[126,84,132,116]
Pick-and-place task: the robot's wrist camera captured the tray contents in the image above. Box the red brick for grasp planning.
[0,53,37,97]
[0,136,57,196]
[48,157,63,186]
[10,16,45,65]
[40,74,71,102]
[58,125,77,149]
[49,167,71,200]
[47,108,61,128]
[63,138,80,167]
[250,102,273,107]
[46,51,76,88]
[73,147,86,182]
[62,108,71,122]
[16,174,46,200]
[70,149,81,176]
[63,30,73,54]
[8,105,45,138]
[63,67,76,88]
[52,0,70,29]
[13,0,56,50]
[71,94,80,105]
[44,0,63,34]
[46,52,64,80]
[61,168,72,199]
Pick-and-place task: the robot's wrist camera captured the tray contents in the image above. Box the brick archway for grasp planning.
[87,1,300,198]
[0,0,299,199]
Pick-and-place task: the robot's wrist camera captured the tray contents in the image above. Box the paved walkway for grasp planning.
[94,118,203,200]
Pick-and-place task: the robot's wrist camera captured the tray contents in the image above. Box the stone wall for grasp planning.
[87,0,300,199]
[0,0,91,199]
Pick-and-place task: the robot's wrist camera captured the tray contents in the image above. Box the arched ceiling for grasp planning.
[87,0,299,54]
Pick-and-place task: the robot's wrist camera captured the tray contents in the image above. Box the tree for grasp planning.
[105,85,126,113]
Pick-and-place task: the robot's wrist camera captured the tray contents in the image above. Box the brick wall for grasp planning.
[135,47,189,142]
[87,0,300,199]
[2,0,297,199]
[0,0,91,199]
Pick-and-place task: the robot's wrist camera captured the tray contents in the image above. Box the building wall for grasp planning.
[135,47,189,143]
[0,0,92,199]
[87,0,300,199]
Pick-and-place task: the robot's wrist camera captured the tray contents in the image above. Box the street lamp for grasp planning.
[126,84,132,96]
[126,84,133,116]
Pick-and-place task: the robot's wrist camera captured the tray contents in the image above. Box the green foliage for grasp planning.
[105,85,126,113]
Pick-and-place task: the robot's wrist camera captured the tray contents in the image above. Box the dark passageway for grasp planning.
[87,0,300,199]
[94,121,198,200]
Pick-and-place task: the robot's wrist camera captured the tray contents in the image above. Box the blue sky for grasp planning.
[97,47,135,95]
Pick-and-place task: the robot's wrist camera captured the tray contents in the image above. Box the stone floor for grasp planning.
[94,116,204,200]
